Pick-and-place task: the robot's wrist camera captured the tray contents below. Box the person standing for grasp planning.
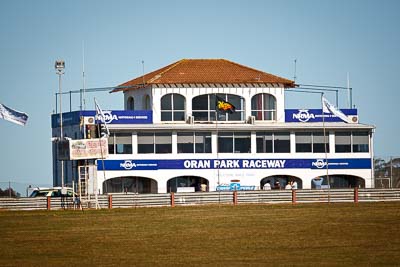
[263,180,271,190]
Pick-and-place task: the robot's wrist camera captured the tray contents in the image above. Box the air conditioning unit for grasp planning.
[248,116,255,124]
[83,116,95,125]
[348,115,359,124]
[187,115,194,124]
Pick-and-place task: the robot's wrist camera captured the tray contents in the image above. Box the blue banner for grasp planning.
[52,110,153,128]
[98,158,371,171]
[285,109,357,123]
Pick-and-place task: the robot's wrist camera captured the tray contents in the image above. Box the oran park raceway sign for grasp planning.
[97,158,372,171]
[285,109,357,123]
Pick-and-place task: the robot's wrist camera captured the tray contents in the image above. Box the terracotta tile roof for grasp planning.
[113,59,294,92]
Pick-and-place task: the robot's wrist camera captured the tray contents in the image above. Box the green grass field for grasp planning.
[1,202,400,266]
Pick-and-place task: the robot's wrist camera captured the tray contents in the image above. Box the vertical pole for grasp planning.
[292,189,297,204]
[55,93,58,115]
[59,73,64,188]
[354,187,359,203]
[233,190,238,205]
[8,181,11,198]
[47,196,51,210]
[108,194,112,209]
[390,156,393,188]
[171,192,175,207]
[322,93,330,202]
[69,91,72,112]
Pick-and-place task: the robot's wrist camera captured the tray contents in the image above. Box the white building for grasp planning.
[52,59,374,194]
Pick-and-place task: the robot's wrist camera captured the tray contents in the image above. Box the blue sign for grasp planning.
[216,183,256,191]
[52,110,153,128]
[98,158,372,171]
[285,109,357,123]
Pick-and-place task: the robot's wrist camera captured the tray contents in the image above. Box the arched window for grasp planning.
[192,94,245,122]
[144,95,151,110]
[127,96,134,110]
[251,93,276,120]
[161,93,185,121]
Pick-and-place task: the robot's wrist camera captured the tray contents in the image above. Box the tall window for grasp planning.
[127,96,134,110]
[116,133,132,154]
[352,132,369,152]
[251,93,276,120]
[161,94,185,121]
[256,132,290,153]
[177,132,212,153]
[138,132,172,154]
[192,94,245,122]
[295,132,329,153]
[313,132,329,153]
[108,133,132,154]
[144,95,151,110]
[218,132,251,153]
[335,132,351,153]
[335,131,369,153]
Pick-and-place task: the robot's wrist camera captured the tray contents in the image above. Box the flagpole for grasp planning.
[94,98,108,209]
[214,94,220,203]
[322,93,330,202]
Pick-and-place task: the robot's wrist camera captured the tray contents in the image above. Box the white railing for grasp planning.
[1,189,400,211]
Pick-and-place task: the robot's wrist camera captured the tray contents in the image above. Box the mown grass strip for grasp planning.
[1,202,399,266]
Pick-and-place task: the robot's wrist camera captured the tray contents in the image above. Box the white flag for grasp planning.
[94,99,110,138]
[322,96,350,123]
[0,103,28,126]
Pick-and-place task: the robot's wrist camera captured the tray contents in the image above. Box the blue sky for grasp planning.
[1,0,399,189]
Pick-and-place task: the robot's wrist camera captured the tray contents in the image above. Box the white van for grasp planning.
[29,187,75,197]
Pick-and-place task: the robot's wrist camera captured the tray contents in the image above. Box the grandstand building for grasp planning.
[51,59,374,194]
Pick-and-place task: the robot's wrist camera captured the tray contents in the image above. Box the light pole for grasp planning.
[55,60,65,188]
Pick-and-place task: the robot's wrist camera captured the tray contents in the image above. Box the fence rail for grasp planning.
[1,189,400,211]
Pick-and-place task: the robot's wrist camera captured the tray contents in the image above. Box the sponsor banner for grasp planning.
[98,158,371,171]
[285,109,357,123]
[52,110,153,128]
[58,138,108,160]
[69,138,108,160]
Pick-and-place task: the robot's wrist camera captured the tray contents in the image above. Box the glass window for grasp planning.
[274,132,290,153]
[256,132,273,153]
[115,133,132,154]
[178,132,194,153]
[144,95,151,110]
[155,132,172,153]
[218,132,251,153]
[178,132,212,153]
[138,132,172,154]
[353,131,369,153]
[138,133,154,154]
[108,134,115,154]
[192,94,245,122]
[234,132,251,153]
[251,93,277,121]
[218,132,233,153]
[295,132,312,152]
[195,132,212,153]
[161,94,185,121]
[313,132,329,153]
[127,97,134,110]
[335,132,351,153]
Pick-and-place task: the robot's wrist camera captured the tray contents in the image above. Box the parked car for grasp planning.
[29,187,76,197]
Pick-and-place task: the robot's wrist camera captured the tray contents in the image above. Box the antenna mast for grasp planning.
[82,41,86,110]
[293,59,297,83]
[142,60,145,86]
